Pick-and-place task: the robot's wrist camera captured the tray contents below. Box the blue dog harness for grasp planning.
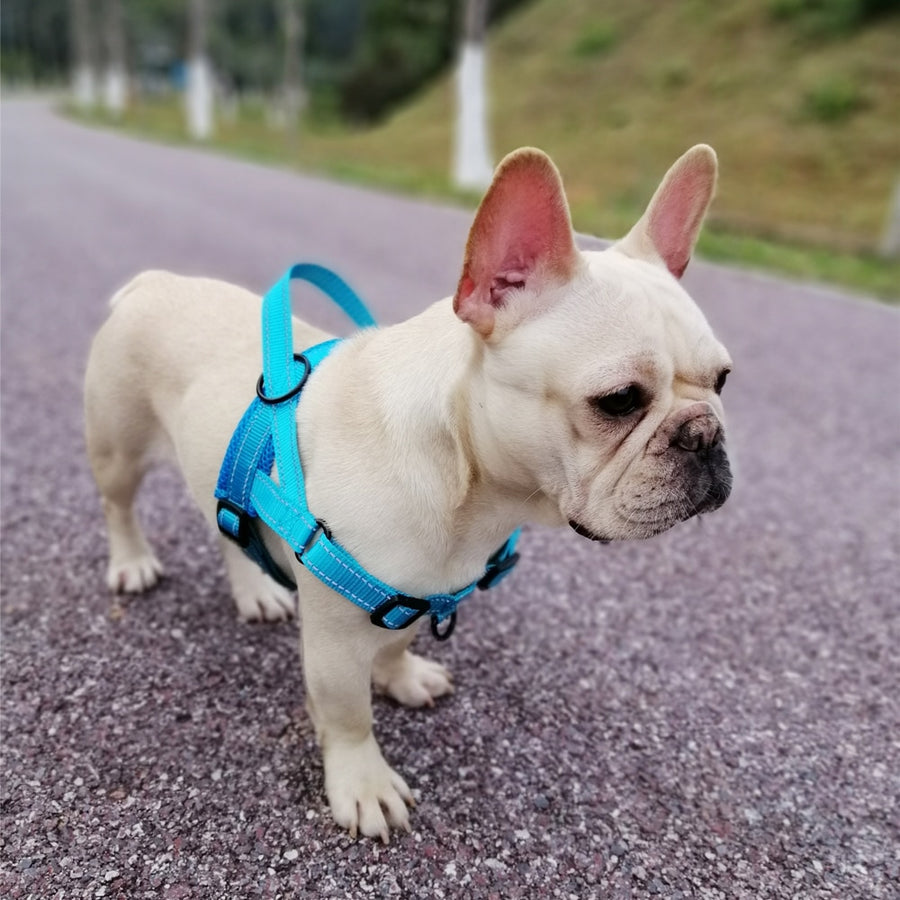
[214,264,520,640]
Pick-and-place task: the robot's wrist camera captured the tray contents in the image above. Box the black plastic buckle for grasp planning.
[294,518,332,562]
[430,612,457,642]
[216,498,252,548]
[477,550,520,591]
[369,595,430,630]
[256,353,311,405]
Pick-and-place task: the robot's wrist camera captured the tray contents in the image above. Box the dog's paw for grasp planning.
[106,554,163,593]
[374,651,454,708]
[233,576,296,622]
[324,735,414,843]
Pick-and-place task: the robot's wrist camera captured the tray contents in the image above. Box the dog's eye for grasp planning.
[715,369,730,394]
[592,385,645,417]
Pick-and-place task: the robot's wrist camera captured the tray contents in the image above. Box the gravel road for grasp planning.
[2,99,899,899]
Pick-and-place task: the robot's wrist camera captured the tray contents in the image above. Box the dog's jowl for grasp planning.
[85,145,732,842]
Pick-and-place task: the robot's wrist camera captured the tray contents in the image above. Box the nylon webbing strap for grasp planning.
[261,263,376,395]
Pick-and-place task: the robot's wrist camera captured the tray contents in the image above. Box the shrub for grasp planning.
[768,0,898,38]
[803,75,866,122]
[571,21,620,59]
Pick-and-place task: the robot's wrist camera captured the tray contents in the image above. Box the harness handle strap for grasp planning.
[262,263,374,398]
[261,264,372,502]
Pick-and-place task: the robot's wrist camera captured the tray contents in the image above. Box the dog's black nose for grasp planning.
[672,416,723,454]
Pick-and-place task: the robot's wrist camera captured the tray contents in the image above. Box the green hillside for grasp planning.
[341,0,899,251]
[72,0,900,297]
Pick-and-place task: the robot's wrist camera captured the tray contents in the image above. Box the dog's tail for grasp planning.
[108,270,169,310]
[108,283,132,309]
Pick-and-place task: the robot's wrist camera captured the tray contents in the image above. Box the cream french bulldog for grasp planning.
[84,145,732,842]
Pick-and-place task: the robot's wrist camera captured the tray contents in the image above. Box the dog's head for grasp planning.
[454,146,732,542]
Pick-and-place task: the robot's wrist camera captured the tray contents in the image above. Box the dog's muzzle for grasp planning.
[571,415,732,543]
[672,416,732,514]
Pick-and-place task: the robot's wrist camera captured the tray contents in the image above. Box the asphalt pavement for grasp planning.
[2,99,899,899]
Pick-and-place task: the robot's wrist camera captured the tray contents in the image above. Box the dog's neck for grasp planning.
[296,300,558,596]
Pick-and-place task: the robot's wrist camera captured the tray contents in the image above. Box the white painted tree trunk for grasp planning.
[454,40,494,190]
[102,0,127,116]
[69,0,96,109]
[72,65,97,110]
[281,0,307,133]
[104,67,127,116]
[186,0,214,140]
[186,56,214,140]
[880,180,900,258]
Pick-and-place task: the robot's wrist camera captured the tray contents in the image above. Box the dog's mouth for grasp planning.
[568,520,611,544]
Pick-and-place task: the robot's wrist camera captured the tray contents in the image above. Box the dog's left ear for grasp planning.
[454,148,578,338]
[617,144,717,279]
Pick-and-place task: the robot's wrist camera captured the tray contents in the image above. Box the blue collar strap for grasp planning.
[215,264,520,641]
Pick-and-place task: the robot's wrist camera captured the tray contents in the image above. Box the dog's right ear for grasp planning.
[454,148,579,339]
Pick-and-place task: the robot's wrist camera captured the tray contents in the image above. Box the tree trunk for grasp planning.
[102,0,127,116]
[69,0,97,109]
[453,0,493,190]
[880,180,900,258]
[186,0,214,140]
[281,0,307,134]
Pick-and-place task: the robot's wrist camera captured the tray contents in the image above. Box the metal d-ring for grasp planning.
[256,354,311,404]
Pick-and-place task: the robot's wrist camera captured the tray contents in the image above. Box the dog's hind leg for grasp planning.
[220,538,296,622]
[85,436,165,594]
[372,629,454,708]
[85,350,166,594]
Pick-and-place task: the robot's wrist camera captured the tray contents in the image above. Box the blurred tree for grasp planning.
[454,0,493,189]
[124,0,181,94]
[281,0,308,130]
[211,2,280,93]
[0,0,532,124]
[338,0,529,123]
[338,0,454,122]
[881,181,900,258]
[70,0,98,107]
[186,0,213,138]
[102,0,128,115]
[769,0,898,36]
[1,0,68,84]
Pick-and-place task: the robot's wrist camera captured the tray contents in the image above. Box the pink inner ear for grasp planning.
[489,270,527,305]
[471,157,575,291]
[648,160,713,279]
[455,149,576,335]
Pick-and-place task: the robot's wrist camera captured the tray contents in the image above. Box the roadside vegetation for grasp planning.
[51,0,900,300]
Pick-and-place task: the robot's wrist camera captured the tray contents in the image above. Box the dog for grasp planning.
[84,144,732,842]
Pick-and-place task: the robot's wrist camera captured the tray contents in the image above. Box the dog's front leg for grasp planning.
[297,578,415,842]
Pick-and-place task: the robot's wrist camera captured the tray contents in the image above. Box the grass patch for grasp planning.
[768,0,886,39]
[65,95,899,303]
[654,57,692,91]
[570,22,620,58]
[697,229,899,301]
[802,75,866,122]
